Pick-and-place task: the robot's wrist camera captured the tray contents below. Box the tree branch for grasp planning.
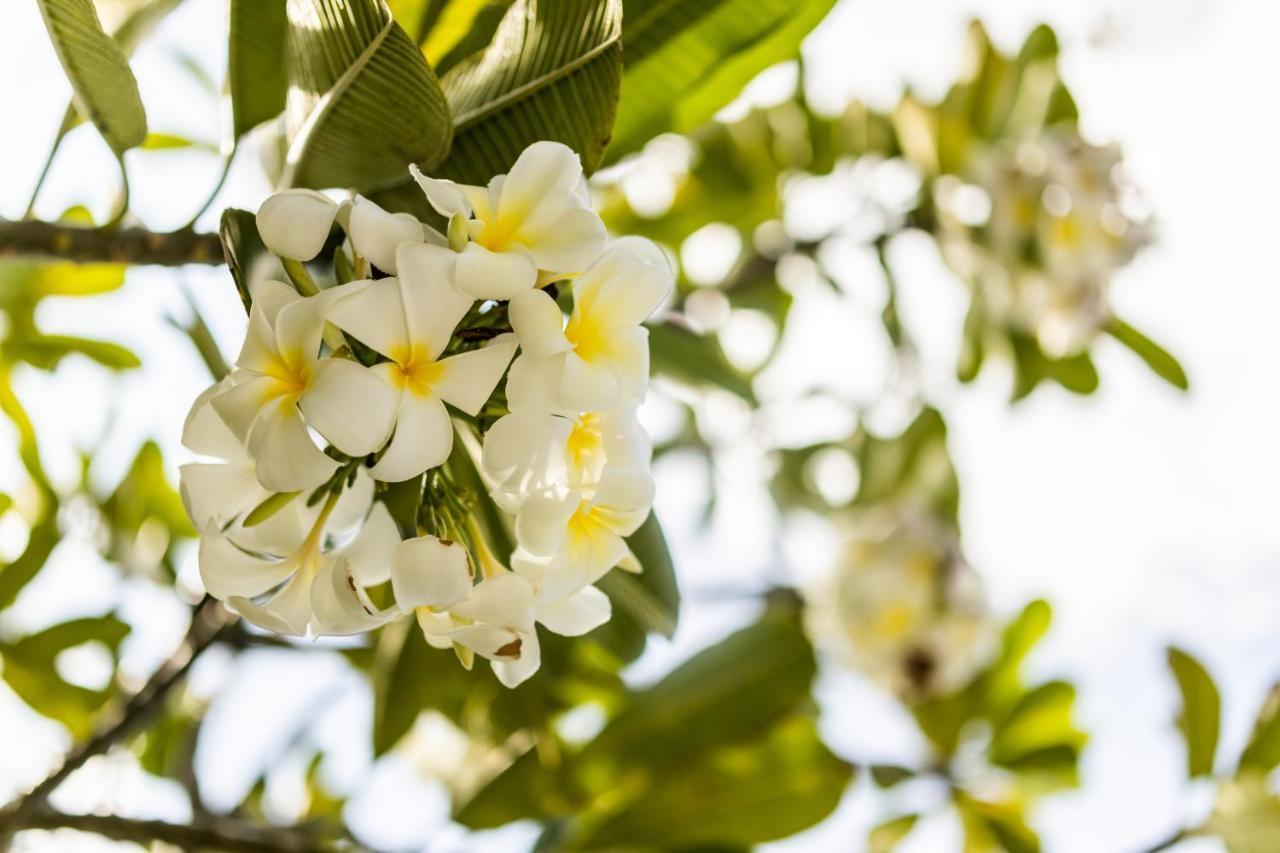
[16,808,332,852]
[0,597,233,831]
[0,219,224,266]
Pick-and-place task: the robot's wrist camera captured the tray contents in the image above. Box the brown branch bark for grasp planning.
[0,219,224,266]
[16,808,333,852]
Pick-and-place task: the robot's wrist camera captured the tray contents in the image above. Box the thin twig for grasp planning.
[16,807,334,852]
[0,219,224,266]
[0,597,232,830]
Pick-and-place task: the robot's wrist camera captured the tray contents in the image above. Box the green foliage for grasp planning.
[647,320,756,403]
[282,0,452,191]
[434,0,623,185]
[219,207,265,311]
[35,0,148,154]
[228,0,288,140]
[1107,318,1190,391]
[606,0,837,162]
[597,512,679,639]
[1167,646,1221,778]
[1238,682,1280,775]
[0,615,130,738]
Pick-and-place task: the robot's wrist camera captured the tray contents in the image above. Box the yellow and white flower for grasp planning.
[346,194,444,275]
[506,238,671,415]
[410,141,607,300]
[328,243,518,482]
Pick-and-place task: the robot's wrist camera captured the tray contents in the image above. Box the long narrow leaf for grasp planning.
[229,0,289,139]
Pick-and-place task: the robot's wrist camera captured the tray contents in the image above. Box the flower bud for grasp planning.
[347,195,424,274]
[256,189,339,261]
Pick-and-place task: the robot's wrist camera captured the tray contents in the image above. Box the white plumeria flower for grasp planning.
[512,467,655,601]
[210,279,399,493]
[346,194,444,275]
[481,402,651,512]
[200,499,400,637]
[410,141,606,300]
[256,189,339,261]
[179,379,375,556]
[507,237,671,415]
[328,243,518,482]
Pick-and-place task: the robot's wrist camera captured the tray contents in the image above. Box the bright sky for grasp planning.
[1,0,1277,851]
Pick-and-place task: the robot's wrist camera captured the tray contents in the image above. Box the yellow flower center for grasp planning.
[388,344,445,396]
[262,348,310,402]
[1050,214,1082,248]
[565,413,603,472]
[474,213,522,253]
[564,312,608,361]
[566,498,603,543]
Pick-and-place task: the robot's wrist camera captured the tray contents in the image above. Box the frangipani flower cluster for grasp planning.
[936,127,1154,357]
[181,142,670,687]
[805,510,996,702]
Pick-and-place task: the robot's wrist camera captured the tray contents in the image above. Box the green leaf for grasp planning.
[596,511,679,638]
[607,0,836,163]
[1,615,130,737]
[101,441,196,546]
[282,0,452,191]
[0,515,59,613]
[1167,646,1221,778]
[869,813,919,852]
[141,132,216,151]
[14,335,141,371]
[960,796,1041,853]
[577,717,852,849]
[35,0,148,154]
[219,208,265,312]
[433,0,623,185]
[869,765,916,788]
[433,1,511,76]
[228,0,289,139]
[989,680,1085,786]
[1106,318,1189,391]
[1238,682,1280,775]
[648,320,756,403]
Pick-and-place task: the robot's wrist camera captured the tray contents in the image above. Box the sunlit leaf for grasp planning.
[35,0,148,153]
[1238,682,1280,775]
[597,511,679,639]
[228,0,288,139]
[648,320,755,403]
[282,0,452,191]
[1107,318,1189,391]
[1168,646,1221,778]
[869,813,919,853]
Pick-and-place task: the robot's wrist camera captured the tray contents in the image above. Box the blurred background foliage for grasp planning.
[0,1,1253,851]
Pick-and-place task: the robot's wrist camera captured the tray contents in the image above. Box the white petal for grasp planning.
[557,350,621,413]
[182,381,245,460]
[328,277,408,358]
[257,189,337,261]
[247,402,337,493]
[397,245,472,359]
[454,243,537,301]
[180,461,263,531]
[481,413,572,506]
[450,624,523,659]
[236,287,293,374]
[453,573,536,631]
[249,279,303,326]
[298,358,398,456]
[500,141,585,222]
[509,289,570,356]
[591,468,656,535]
[409,164,475,218]
[198,525,293,599]
[574,241,672,326]
[434,338,517,416]
[227,571,313,637]
[210,375,275,444]
[505,353,571,416]
[600,325,651,400]
[368,393,452,482]
[227,497,312,557]
[310,557,399,636]
[517,207,606,273]
[347,196,423,274]
[390,535,472,610]
[273,294,330,370]
[491,629,541,687]
[329,469,376,532]
[515,492,578,557]
[537,585,610,636]
[342,503,401,585]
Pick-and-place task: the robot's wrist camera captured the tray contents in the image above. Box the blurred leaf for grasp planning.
[1107,318,1189,391]
[870,764,916,788]
[433,0,622,185]
[0,516,59,613]
[0,615,130,737]
[990,680,1085,787]
[1168,646,1221,778]
[35,0,148,154]
[13,335,140,371]
[959,794,1041,853]
[853,407,959,523]
[282,0,451,191]
[599,511,678,638]
[648,320,755,403]
[1238,682,1280,775]
[606,0,836,162]
[219,207,265,312]
[141,132,216,151]
[869,813,919,853]
[101,441,196,559]
[575,717,852,849]
[228,0,288,139]
[1201,775,1280,853]
[242,491,300,528]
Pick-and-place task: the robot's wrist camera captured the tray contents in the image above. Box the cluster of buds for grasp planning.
[807,510,995,702]
[936,128,1153,357]
[181,142,670,687]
